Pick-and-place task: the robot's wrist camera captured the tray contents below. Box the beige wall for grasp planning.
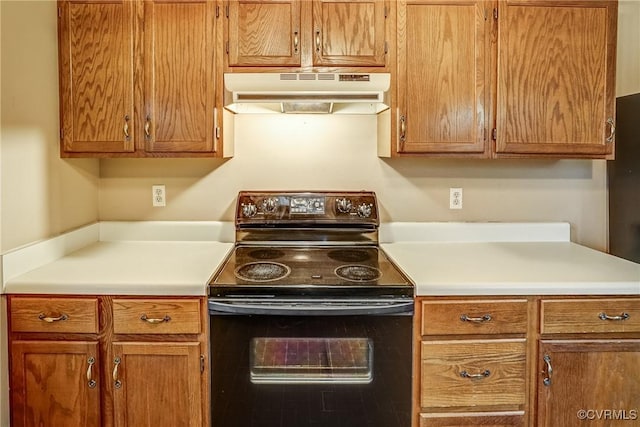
[617,0,640,96]
[100,114,609,250]
[0,0,100,253]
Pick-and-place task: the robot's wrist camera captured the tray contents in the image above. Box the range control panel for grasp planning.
[235,191,379,226]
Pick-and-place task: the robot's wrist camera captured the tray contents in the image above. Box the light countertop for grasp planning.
[2,221,639,297]
[3,241,233,296]
[381,241,640,296]
[2,222,233,296]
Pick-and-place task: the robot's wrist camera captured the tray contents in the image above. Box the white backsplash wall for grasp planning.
[100,114,608,250]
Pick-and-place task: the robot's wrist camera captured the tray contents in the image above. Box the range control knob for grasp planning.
[335,198,353,213]
[241,203,257,218]
[261,197,279,214]
[356,203,373,218]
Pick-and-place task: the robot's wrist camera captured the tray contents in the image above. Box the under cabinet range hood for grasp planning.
[224,73,390,114]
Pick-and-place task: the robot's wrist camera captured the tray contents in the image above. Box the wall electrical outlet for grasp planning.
[449,188,463,210]
[152,185,166,207]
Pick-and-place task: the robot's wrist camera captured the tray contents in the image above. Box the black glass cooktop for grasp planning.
[209,246,413,298]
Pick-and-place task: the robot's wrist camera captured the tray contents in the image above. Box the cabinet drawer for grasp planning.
[10,297,99,333]
[420,339,526,410]
[541,298,640,334]
[419,412,525,427]
[420,300,528,336]
[112,299,201,334]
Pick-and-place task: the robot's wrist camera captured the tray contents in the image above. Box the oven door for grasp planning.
[209,299,413,427]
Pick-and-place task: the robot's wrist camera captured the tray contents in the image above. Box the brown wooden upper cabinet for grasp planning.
[58,0,223,157]
[225,0,389,70]
[392,0,617,159]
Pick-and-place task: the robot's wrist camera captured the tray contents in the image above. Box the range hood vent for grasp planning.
[224,73,390,114]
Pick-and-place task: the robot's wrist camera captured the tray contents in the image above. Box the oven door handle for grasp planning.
[208,299,414,316]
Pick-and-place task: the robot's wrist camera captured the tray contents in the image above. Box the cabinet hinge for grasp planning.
[58,7,62,18]
[384,5,388,19]
[225,4,229,18]
[200,354,206,373]
[384,41,388,54]
[492,128,497,141]
[493,8,498,20]
[225,41,229,54]
[215,5,219,18]
[60,128,64,140]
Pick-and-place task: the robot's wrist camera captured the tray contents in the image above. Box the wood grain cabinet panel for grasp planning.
[142,0,216,153]
[10,340,101,427]
[58,0,222,157]
[541,298,640,334]
[496,0,617,157]
[10,296,99,334]
[111,342,204,427]
[112,298,201,334]
[227,0,303,66]
[420,339,527,410]
[396,0,490,155]
[225,0,387,69]
[312,0,386,67]
[537,340,640,427]
[58,0,135,154]
[421,299,528,336]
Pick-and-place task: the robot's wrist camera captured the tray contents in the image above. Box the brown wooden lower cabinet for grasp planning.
[10,340,101,427]
[111,342,204,427]
[537,340,640,427]
[7,295,208,427]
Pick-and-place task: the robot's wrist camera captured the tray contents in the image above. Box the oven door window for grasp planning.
[250,337,373,384]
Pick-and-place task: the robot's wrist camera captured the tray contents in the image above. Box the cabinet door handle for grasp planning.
[460,369,490,379]
[38,313,69,323]
[140,314,171,324]
[599,312,629,321]
[144,115,151,139]
[460,314,492,323]
[606,117,615,143]
[113,357,122,389]
[293,31,299,53]
[400,115,406,143]
[542,354,552,386]
[123,115,130,140]
[315,30,321,52]
[87,357,97,389]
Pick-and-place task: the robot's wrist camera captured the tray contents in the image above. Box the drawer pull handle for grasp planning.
[38,313,69,323]
[460,369,490,379]
[542,354,552,386]
[460,314,492,323]
[599,312,629,321]
[113,357,122,389]
[140,314,171,324]
[87,357,97,389]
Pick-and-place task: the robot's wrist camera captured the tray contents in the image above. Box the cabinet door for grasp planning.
[11,341,101,427]
[227,0,303,66]
[58,0,135,154]
[112,342,203,427]
[496,0,617,157]
[538,340,640,427]
[143,0,216,153]
[396,0,490,155]
[312,0,386,67]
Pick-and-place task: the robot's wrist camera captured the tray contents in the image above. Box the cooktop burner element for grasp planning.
[327,249,372,263]
[248,249,285,260]
[234,262,291,282]
[209,191,413,298]
[335,265,382,282]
